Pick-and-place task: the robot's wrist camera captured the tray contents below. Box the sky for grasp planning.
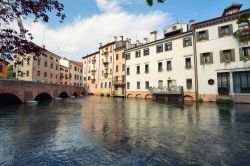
[24,0,250,61]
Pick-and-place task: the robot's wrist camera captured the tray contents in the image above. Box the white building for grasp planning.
[194,4,250,103]
[125,23,196,100]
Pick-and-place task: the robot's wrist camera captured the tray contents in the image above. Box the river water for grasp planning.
[0,96,250,166]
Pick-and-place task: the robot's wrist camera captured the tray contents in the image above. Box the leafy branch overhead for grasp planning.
[146,0,166,6]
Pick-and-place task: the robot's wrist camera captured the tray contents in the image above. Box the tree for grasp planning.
[7,65,13,79]
[146,0,166,6]
[0,0,65,61]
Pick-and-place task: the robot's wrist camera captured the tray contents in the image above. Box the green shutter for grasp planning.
[239,48,244,61]
[229,24,233,35]
[200,53,203,65]
[210,52,213,64]
[183,39,185,47]
[220,50,224,63]
[205,30,209,40]
[218,26,222,38]
[231,49,235,61]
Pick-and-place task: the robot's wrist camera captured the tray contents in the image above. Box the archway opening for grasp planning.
[73,92,79,97]
[135,94,142,99]
[35,93,52,102]
[127,94,133,98]
[107,94,110,97]
[145,94,153,99]
[59,92,69,98]
[0,93,22,106]
[101,94,104,96]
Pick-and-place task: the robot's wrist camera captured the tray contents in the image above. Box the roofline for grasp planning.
[99,41,115,49]
[82,51,99,59]
[125,31,193,52]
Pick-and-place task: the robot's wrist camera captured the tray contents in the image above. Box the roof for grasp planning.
[82,51,99,59]
[70,60,83,67]
[0,59,9,65]
[99,41,115,49]
[222,3,242,16]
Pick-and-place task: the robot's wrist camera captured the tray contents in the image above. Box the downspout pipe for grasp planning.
[193,28,199,102]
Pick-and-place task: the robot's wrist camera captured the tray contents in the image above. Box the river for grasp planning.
[0,96,250,165]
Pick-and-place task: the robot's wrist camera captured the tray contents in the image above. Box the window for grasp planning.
[127,82,130,89]
[145,64,149,73]
[116,54,119,60]
[50,57,53,60]
[183,37,192,47]
[233,71,250,93]
[37,70,40,76]
[217,73,230,95]
[156,44,163,53]
[165,42,172,51]
[136,66,140,74]
[84,77,86,81]
[143,48,149,56]
[109,82,111,88]
[0,65,3,72]
[50,73,53,78]
[137,81,140,89]
[158,62,163,72]
[38,59,40,65]
[240,47,250,61]
[105,82,107,88]
[101,82,103,88]
[26,70,29,77]
[218,24,233,37]
[44,72,47,77]
[145,81,149,89]
[185,58,192,69]
[200,52,213,65]
[122,64,125,71]
[197,30,208,41]
[167,61,172,71]
[126,67,130,75]
[186,79,192,89]
[116,65,118,72]
[56,75,58,79]
[158,80,163,89]
[75,67,77,71]
[220,49,235,63]
[88,76,90,80]
[45,61,47,67]
[56,65,58,70]
[122,53,125,59]
[135,50,141,58]
[51,63,53,69]
[125,53,130,60]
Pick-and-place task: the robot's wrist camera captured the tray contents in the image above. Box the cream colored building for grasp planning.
[125,23,196,101]
[194,4,250,103]
[59,65,70,85]
[82,51,100,95]
[14,48,61,84]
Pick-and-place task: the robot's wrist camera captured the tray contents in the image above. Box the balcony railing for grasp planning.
[235,28,250,42]
[149,86,183,95]
[113,80,125,86]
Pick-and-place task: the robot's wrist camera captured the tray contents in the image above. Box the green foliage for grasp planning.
[7,65,13,79]
[216,98,234,106]
[146,0,166,6]
[196,97,203,103]
[237,13,250,24]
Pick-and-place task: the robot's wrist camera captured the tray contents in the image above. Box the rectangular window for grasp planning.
[186,79,192,89]
[125,53,130,60]
[137,81,140,89]
[220,49,235,63]
[233,71,250,93]
[45,61,47,67]
[0,65,3,72]
[56,65,58,70]
[88,76,90,80]
[145,64,149,73]
[143,48,149,56]
[126,67,130,75]
[185,58,192,69]
[165,42,172,51]
[135,50,141,58]
[116,54,119,60]
[167,61,172,71]
[122,64,125,71]
[50,73,53,78]
[200,52,213,65]
[158,62,163,72]
[156,44,163,53]
[218,24,233,37]
[240,47,250,61]
[44,72,47,77]
[145,81,149,89]
[37,70,40,76]
[136,66,140,74]
[122,53,125,59]
[105,82,107,88]
[197,30,208,41]
[183,37,192,47]
[217,72,230,96]
[127,82,130,89]
[116,65,118,72]
[101,82,103,88]
[26,70,29,77]
[158,80,163,89]
[38,59,40,65]
[51,63,53,69]
[109,82,111,88]
[84,77,86,81]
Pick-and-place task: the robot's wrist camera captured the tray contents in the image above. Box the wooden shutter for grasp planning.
[205,30,209,40]
[231,49,235,61]
[239,48,244,61]
[220,50,224,63]
[218,26,222,38]
[200,53,203,65]
[229,24,233,35]
[209,52,213,64]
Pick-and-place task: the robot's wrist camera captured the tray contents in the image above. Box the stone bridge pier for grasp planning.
[0,80,85,105]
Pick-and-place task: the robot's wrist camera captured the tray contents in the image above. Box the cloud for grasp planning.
[25,0,171,61]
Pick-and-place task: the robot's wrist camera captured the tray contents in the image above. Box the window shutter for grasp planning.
[183,39,185,47]
[205,30,209,40]
[196,32,200,41]
[229,24,233,35]
[210,52,213,64]
[218,26,222,38]
[200,53,203,65]
[231,49,235,61]
[239,48,244,61]
[220,50,224,63]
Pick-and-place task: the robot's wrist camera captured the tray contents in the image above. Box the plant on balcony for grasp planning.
[236,14,250,42]
[224,59,231,66]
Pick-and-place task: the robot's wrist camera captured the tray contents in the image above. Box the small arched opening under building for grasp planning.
[35,93,53,102]
[0,93,22,106]
[59,92,69,98]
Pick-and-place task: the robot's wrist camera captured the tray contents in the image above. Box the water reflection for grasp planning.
[0,96,250,165]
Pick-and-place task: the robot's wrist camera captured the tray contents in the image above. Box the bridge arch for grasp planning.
[135,94,142,99]
[127,94,133,98]
[0,93,22,106]
[35,92,53,102]
[59,91,69,98]
[183,95,194,101]
[145,94,153,99]
[72,92,79,97]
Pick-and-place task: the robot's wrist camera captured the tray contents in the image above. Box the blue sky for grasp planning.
[26,0,250,61]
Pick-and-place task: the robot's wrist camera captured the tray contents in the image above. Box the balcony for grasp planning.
[103,61,109,66]
[235,27,250,42]
[92,59,96,64]
[91,69,96,75]
[149,86,183,95]
[113,80,125,86]
[103,72,108,78]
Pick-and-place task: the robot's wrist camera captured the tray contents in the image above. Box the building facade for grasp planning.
[125,24,196,100]
[59,65,70,85]
[194,4,250,103]
[0,59,8,79]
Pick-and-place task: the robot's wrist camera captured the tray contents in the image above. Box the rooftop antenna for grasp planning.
[176,17,180,24]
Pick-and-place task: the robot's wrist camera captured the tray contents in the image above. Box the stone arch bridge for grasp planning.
[0,80,85,105]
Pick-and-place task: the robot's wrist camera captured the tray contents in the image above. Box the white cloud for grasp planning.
[25,0,172,61]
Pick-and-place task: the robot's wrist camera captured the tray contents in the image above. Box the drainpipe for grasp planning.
[193,27,199,102]
[111,43,115,97]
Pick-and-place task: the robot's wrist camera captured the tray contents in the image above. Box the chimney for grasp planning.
[114,36,117,41]
[189,19,195,30]
[143,37,148,44]
[42,45,46,49]
[150,31,157,41]
[120,36,123,41]
[99,43,102,47]
[136,40,140,44]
